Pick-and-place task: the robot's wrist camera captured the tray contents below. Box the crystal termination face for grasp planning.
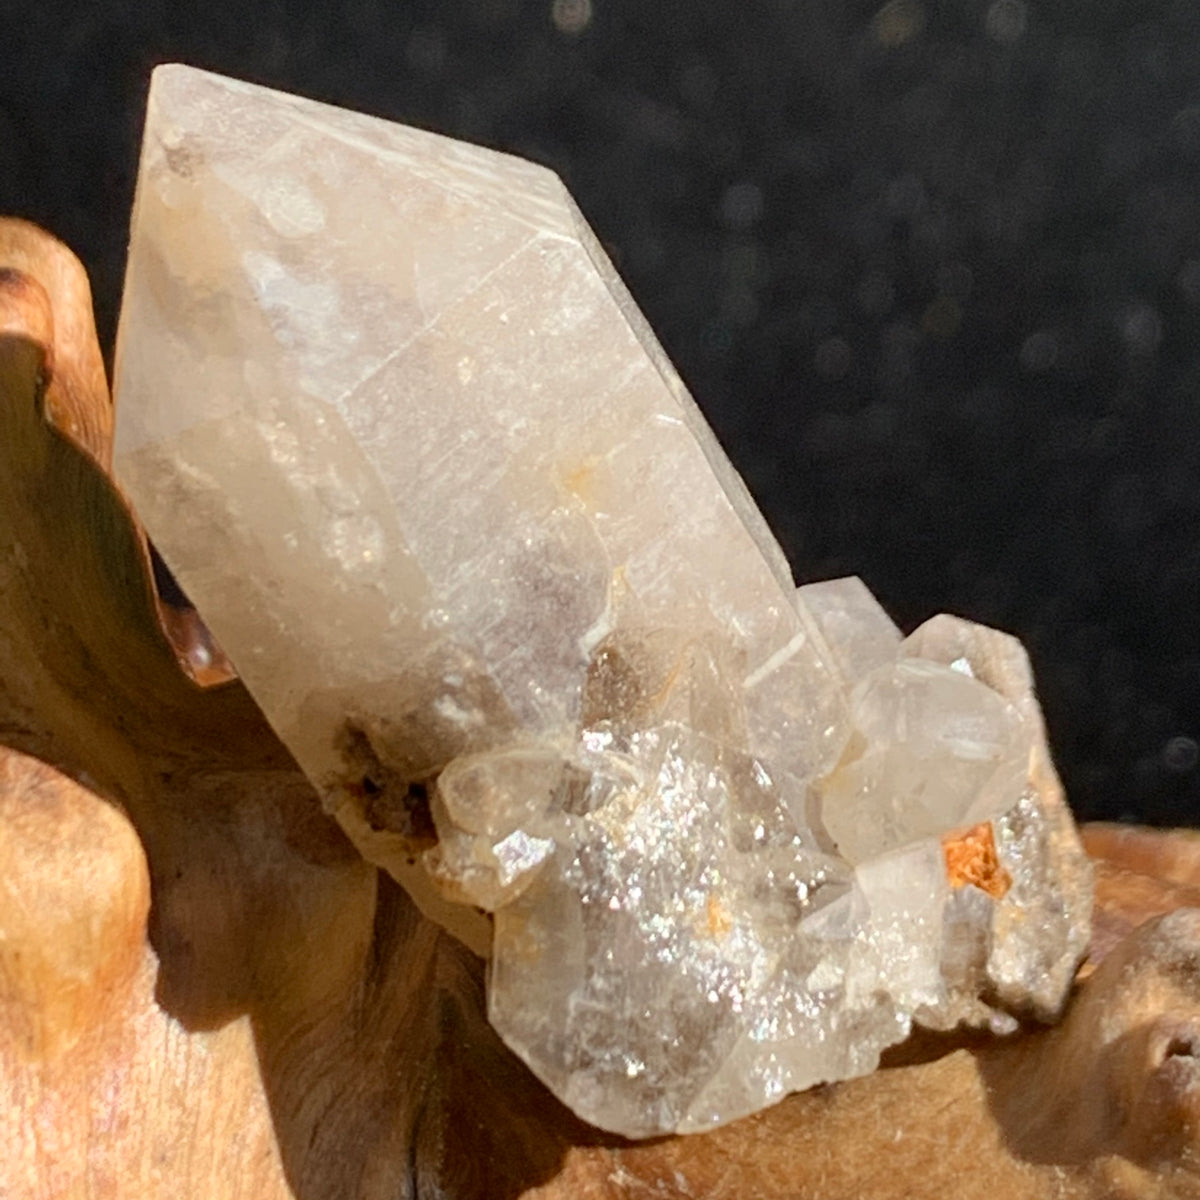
[113,65,1093,1139]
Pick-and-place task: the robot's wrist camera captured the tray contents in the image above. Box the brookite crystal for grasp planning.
[113,65,1092,1138]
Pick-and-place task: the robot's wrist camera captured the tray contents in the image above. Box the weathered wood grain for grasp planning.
[2,218,1198,1199]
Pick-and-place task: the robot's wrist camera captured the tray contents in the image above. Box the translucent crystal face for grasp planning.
[113,65,1092,1138]
[817,656,1031,864]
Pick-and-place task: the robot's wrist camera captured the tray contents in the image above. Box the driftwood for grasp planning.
[1,219,1198,1199]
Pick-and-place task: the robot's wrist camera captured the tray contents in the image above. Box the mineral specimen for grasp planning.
[112,65,1092,1138]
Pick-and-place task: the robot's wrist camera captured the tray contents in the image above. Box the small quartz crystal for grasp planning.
[113,65,1092,1138]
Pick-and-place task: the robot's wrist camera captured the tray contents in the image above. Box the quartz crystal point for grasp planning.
[113,65,1093,1139]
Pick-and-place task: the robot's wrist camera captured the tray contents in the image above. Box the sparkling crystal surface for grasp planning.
[113,65,1093,1138]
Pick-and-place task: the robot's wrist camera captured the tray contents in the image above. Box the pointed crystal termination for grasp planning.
[113,65,1092,1138]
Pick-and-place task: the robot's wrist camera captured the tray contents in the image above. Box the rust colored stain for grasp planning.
[942,822,1012,899]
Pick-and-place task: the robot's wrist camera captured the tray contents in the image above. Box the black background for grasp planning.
[4,0,1200,827]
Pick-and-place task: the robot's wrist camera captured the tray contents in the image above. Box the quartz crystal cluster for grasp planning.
[113,65,1093,1138]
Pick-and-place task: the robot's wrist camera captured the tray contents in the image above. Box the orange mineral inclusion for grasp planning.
[942,822,1012,900]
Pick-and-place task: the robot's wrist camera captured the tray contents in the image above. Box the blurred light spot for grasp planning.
[857,270,895,315]
[1163,736,1199,773]
[405,27,446,74]
[985,0,1027,45]
[1177,259,1200,302]
[1019,330,1058,372]
[936,261,974,300]
[720,182,763,229]
[872,0,926,47]
[1118,303,1162,355]
[551,0,592,35]
[921,295,962,339]
[814,336,853,380]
